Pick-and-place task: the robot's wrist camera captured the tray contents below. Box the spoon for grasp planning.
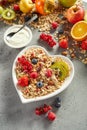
[6,14,38,39]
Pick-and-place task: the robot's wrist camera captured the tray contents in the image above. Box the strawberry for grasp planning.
[59,39,68,49]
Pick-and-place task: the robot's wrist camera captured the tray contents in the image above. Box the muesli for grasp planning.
[15,47,70,99]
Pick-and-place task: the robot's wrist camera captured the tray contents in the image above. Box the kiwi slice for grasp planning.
[50,61,70,80]
[2,8,15,20]
[0,6,4,15]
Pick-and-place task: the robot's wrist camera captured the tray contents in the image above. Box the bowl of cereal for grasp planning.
[12,45,74,103]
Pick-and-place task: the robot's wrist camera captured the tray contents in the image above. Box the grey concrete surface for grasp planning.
[0,3,87,130]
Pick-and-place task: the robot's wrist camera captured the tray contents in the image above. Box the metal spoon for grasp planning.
[6,14,38,39]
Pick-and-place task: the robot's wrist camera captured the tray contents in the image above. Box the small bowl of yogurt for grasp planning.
[4,25,32,48]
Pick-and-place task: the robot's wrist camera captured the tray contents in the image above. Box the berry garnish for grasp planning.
[59,38,68,49]
[54,102,61,108]
[31,58,38,64]
[37,81,44,88]
[54,97,61,108]
[13,4,20,11]
[18,56,33,73]
[35,104,52,116]
[81,39,87,50]
[45,69,52,78]
[47,111,56,121]
[30,71,38,79]
[40,33,56,47]
[58,24,64,34]
[51,22,58,29]
[17,76,29,87]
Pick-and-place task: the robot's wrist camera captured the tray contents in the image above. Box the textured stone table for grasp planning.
[0,4,87,130]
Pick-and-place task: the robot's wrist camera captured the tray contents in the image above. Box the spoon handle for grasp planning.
[15,14,38,34]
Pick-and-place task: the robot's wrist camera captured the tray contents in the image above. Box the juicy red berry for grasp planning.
[35,108,42,115]
[17,76,29,87]
[81,39,87,50]
[40,33,56,47]
[45,69,52,78]
[59,39,68,49]
[47,112,56,121]
[18,56,33,73]
[30,71,38,79]
[52,22,58,29]
[13,4,20,11]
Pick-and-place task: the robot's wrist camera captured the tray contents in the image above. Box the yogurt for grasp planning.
[4,25,32,48]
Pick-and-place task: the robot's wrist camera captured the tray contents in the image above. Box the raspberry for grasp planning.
[17,76,29,87]
[45,69,52,78]
[13,4,20,11]
[18,56,33,73]
[35,108,42,115]
[35,104,53,116]
[59,39,68,49]
[52,22,58,29]
[40,33,56,47]
[47,112,56,121]
[30,71,38,79]
[81,39,87,50]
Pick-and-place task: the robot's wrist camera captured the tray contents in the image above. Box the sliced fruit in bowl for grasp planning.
[71,21,87,41]
[12,45,74,103]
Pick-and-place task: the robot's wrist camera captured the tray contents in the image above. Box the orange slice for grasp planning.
[71,21,87,41]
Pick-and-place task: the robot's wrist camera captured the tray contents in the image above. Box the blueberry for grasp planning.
[31,58,38,64]
[37,81,44,88]
[58,25,64,34]
[54,97,61,108]
[54,102,61,108]
[56,97,61,102]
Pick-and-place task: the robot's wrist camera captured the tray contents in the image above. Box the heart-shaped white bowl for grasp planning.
[12,45,74,103]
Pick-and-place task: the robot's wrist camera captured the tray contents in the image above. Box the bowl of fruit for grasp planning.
[12,45,74,103]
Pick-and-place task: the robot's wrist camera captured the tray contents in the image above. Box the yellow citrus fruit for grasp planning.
[59,0,77,8]
[71,21,87,41]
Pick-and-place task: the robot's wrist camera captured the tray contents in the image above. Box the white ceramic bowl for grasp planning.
[12,45,74,103]
[4,25,32,48]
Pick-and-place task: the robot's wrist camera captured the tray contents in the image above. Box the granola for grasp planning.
[15,47,70,99]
